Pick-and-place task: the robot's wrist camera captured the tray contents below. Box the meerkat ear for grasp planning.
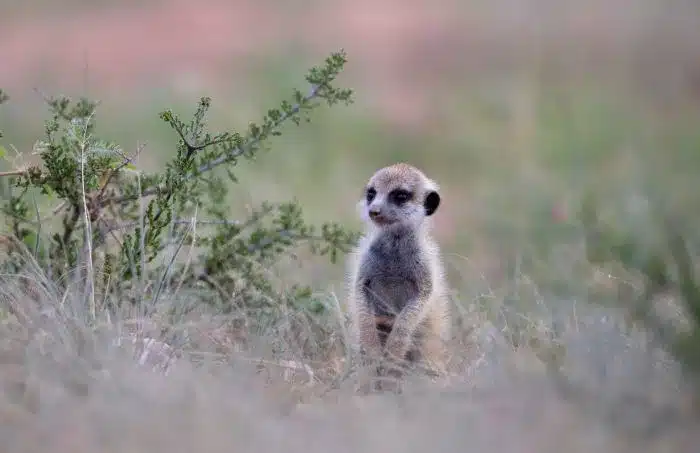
[424,190,440,216]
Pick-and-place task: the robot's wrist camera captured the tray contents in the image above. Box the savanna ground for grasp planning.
[2,0,700,451]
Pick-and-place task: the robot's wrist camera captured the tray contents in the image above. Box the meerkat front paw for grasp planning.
[385,332,411,363]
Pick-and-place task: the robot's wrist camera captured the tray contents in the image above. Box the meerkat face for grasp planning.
[359,163,441,228]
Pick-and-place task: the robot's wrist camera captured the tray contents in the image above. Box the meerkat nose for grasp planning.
[369,208,381,218]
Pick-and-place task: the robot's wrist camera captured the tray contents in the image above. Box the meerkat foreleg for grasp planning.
[352,297,386,393]
[358,306,383,362]
[384,296,430,365]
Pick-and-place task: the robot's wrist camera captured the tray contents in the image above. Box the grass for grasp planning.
[1,242,698,452]
[3,1,700,450]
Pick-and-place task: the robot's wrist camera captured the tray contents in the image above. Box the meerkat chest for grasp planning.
[358,231,430,316]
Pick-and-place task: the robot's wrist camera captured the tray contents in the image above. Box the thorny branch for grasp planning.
[0,49,357,322]
[109,84,321,205]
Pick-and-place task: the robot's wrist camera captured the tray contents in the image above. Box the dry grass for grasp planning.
[1,254,699,453]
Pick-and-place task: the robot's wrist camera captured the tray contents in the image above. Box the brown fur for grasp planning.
[345,163,450,391]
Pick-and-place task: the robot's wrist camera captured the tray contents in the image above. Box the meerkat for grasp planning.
[344,163,450,388]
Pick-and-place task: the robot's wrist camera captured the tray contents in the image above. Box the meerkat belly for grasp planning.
[362,273,420,317]
[359,233,429,318]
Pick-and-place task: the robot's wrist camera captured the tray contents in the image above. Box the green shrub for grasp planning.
[0,50,359,330]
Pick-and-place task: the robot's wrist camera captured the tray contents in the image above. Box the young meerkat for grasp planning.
[345,163,450,384]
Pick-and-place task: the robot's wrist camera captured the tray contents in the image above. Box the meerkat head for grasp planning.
[358,163,441,229]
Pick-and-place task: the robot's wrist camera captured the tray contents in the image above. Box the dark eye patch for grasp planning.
[366,187,377,203]
[390,189,413,204]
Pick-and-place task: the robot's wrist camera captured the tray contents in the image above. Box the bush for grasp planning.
[0,50,359,335]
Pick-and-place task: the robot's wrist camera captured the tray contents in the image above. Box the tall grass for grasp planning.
[1,236,699,452]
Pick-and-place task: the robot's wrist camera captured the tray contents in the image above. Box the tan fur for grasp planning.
[344,163,450,389]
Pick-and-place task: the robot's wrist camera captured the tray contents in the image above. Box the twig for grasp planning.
[173,207,200,298]
[150,214,195,308]
[108,219,243,232]
[243,230,326,255]
[194,84,319,176]
[242,356,316,385]
[79,109,98,321]
[104,202,277,235]
[109,85,320,205]
[0,169,28,177]
[97,141,146,201]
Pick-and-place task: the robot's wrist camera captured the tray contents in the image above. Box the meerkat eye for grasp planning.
[366,187,377,203]
[390,189,413,205]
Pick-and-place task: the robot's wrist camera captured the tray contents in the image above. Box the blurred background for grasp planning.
[1,0,700,293]
[3,3,700,449]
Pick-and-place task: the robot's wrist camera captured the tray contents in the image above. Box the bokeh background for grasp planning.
[3,1,700,450]
[3,0,700,289]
